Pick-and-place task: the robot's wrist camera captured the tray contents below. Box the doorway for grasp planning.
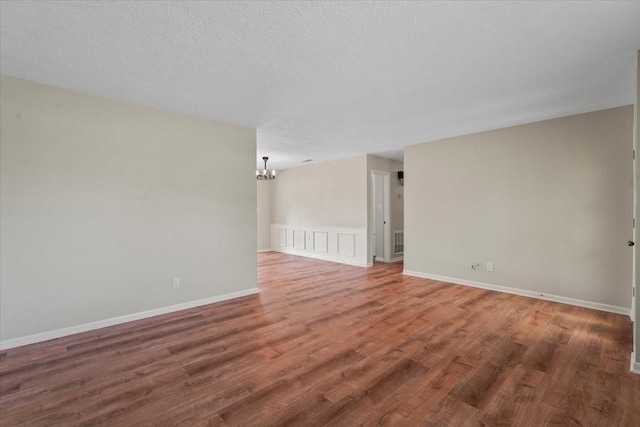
[372,171,390,262]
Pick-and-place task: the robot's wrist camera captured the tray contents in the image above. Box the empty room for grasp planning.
[1,1,640,426]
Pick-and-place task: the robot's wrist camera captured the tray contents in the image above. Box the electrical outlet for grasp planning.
[487,262,494,272]
[172,277,180,288]
[470,262,481,270]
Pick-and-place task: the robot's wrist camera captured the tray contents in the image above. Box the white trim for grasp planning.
[0,288,259,350]
[275,246,368,267]
[632,352,640,375]
[257,248,272,253]
[274,228,287,247]
[293,230,306,250]
[312,231,329,253]
[631,50,639,378]
[388,256,404,263]
[402,270,630,316]
[337,233,356,257]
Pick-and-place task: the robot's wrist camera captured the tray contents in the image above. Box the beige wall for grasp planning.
[272,155,368,228]
[257,180,272,251]
[367,155,404,262]
[0,76,257,343]
[405,106,633,309]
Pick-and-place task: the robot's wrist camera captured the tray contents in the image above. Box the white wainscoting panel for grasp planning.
[313,231,328,253]
[337,233,356,257]
[275,228,287,247]
[293,230,306,250]
[271,224,367,267]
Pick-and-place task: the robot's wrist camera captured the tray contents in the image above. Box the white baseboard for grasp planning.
[632,353,640,375]
[372,256,402,264]
[257,248,272,253]
[402,270,630,316]
[273,247,368,267]
[0,288,259,351]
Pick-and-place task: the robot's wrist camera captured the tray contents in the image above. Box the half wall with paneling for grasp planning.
[270,155,369,267]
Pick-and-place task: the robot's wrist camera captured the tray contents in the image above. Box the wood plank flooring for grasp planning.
[1,252,639,426]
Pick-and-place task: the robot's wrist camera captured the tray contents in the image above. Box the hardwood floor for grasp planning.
[1,252,639,426]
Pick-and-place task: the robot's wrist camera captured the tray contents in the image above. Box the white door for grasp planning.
[632,50,639,372]
[373,173,385,259]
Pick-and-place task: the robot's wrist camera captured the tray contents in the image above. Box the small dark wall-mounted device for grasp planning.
[398,171,404,186]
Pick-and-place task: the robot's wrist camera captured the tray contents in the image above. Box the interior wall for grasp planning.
[405,106,633,311]
[0,75,257,343]
[257,180,272,251]
[367,155,404,263]
[270,155,368,266]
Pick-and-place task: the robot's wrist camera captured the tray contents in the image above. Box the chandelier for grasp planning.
[256,156,276,180]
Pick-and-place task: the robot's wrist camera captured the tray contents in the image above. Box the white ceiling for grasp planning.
[1,1,639,171]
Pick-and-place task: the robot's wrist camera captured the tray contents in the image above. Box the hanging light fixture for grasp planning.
[256,156,277,180]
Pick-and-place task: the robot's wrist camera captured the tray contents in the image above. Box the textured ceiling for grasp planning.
[1,1,639,170]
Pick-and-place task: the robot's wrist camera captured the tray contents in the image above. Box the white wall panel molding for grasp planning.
[271,224,367,267]
[337,233,356,257]
[274,228,287,248]
[313,231,329,253]
[403,270,630,316]
[293,230,306,250]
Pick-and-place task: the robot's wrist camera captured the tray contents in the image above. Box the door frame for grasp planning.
[632,50,639,374]
[371,170,391,263]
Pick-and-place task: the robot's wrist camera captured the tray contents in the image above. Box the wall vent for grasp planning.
[393,231,404,254]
